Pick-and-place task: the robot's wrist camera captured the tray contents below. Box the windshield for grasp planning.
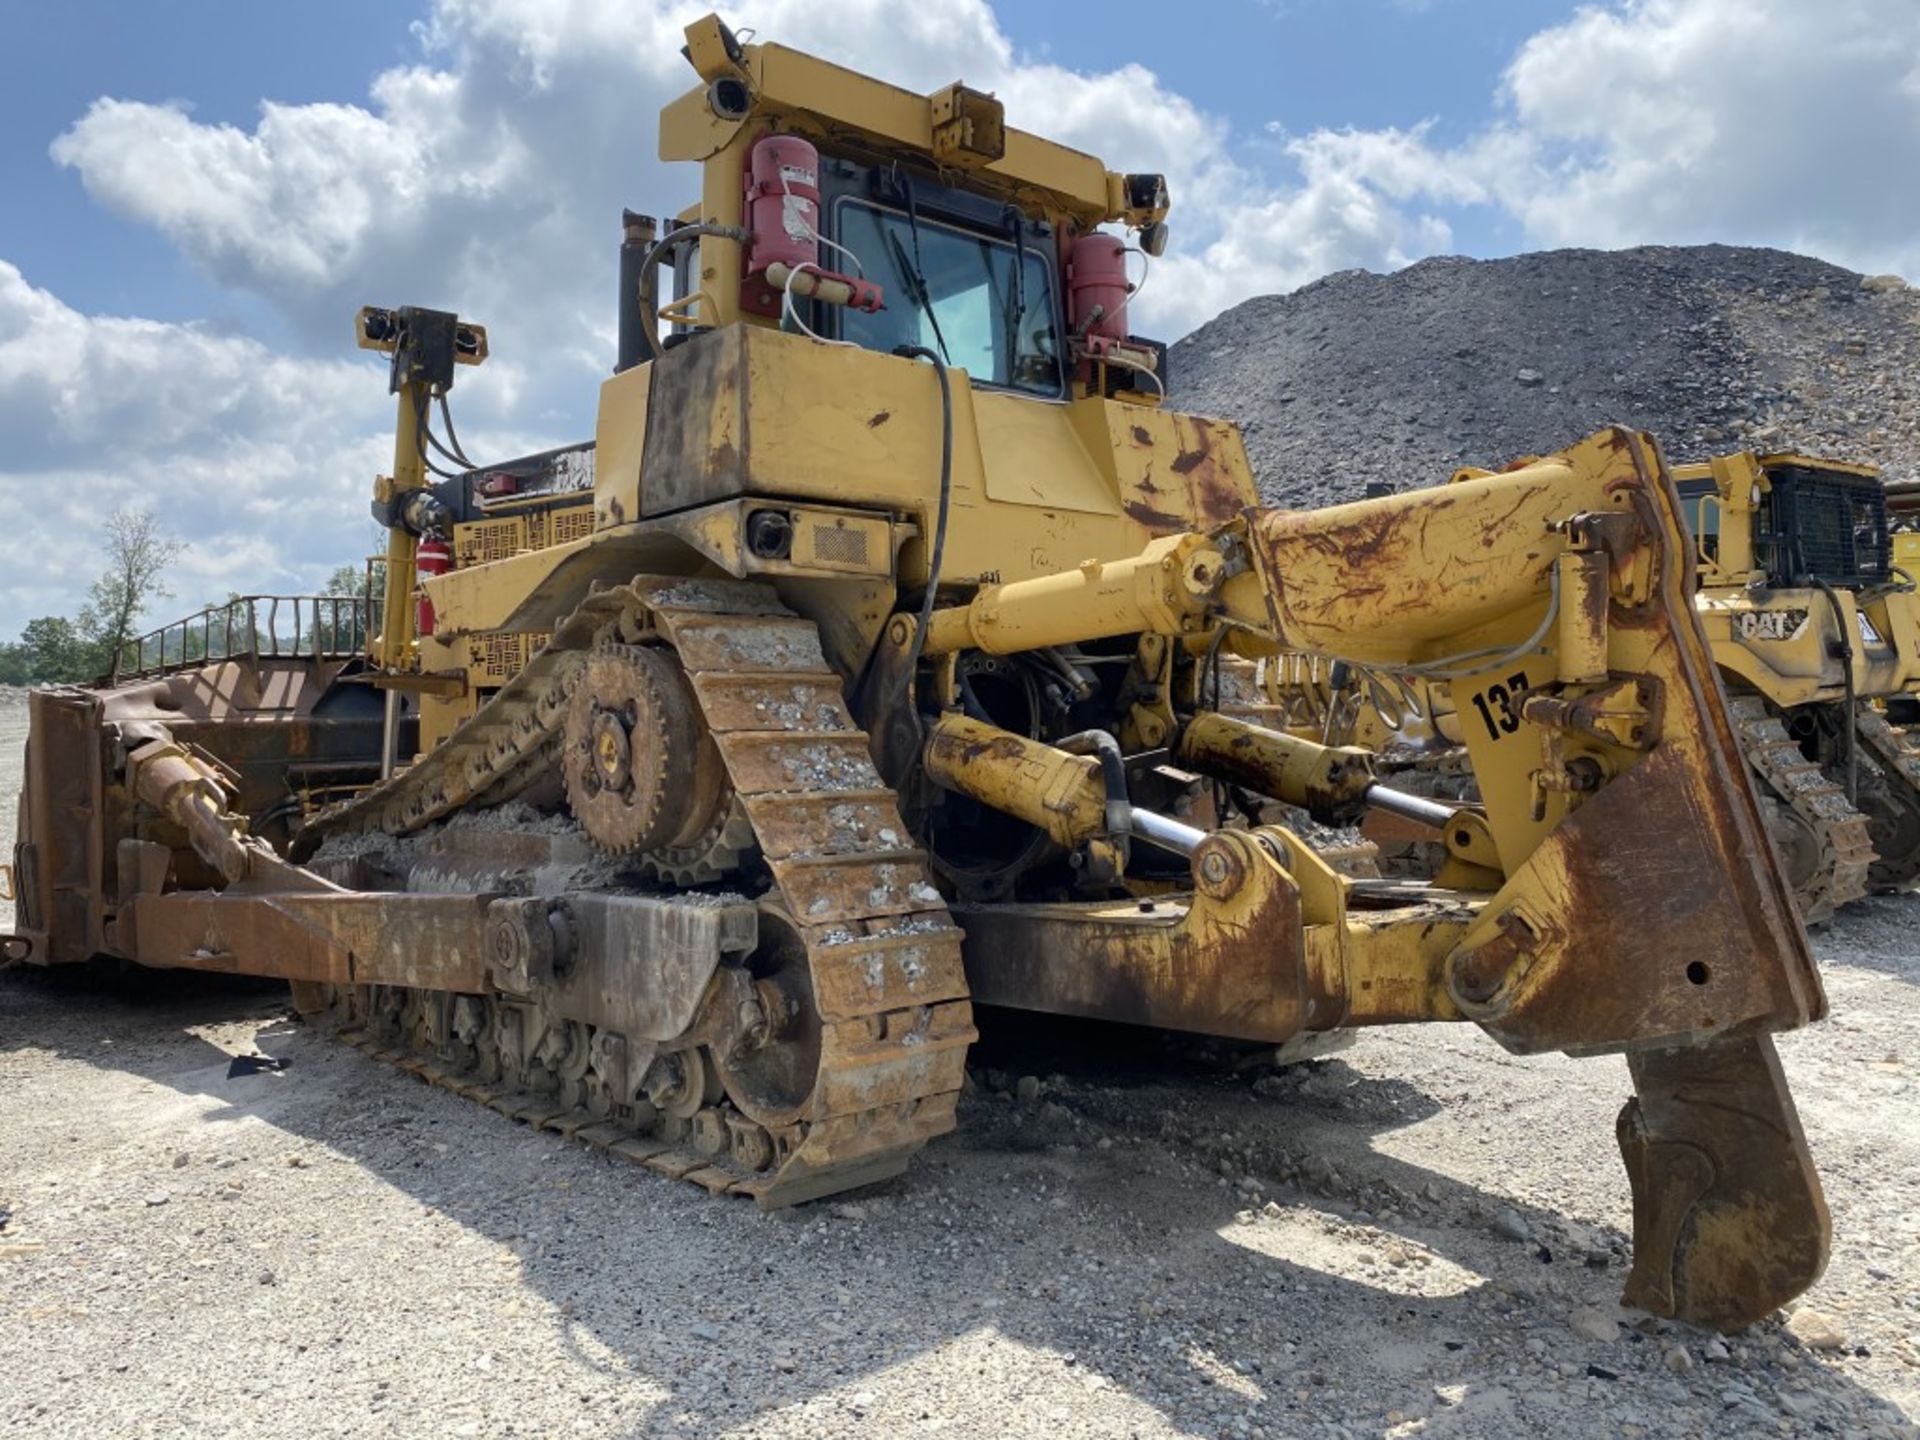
[831,198,1062,397]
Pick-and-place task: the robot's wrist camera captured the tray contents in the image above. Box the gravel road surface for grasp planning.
[0,665,1916,1440]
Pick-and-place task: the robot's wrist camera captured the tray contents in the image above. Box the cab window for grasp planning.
[830,198,1062,397]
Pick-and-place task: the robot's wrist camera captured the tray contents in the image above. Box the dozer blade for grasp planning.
[1619,1034,1829,1329]
[1246,429,1833,1327]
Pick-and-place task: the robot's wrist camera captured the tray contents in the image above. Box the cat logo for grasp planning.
[1734,608,1809,643]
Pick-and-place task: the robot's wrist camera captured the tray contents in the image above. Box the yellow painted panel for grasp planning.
[975,394,1111,515]
[593,363,652,530]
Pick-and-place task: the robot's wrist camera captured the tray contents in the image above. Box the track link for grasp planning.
[1728,695,1873,925]
[1851,703,1920,891]
[293,579,975,1207]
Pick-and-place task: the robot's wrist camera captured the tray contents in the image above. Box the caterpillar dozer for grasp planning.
[1292,450,1920,923]
[3,15,1833,1329]
[1678,453,1920,918]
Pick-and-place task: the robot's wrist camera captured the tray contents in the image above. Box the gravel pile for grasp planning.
[1171,245,1920,508]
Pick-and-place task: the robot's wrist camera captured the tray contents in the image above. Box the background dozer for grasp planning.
[4,15,1832,1329]
[1676,452,1920,919]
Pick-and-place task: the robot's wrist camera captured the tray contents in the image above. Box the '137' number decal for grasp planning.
[1470,672,1530,741]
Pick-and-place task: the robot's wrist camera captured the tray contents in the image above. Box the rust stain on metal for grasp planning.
[955,864,1313,1044]
[1618,1035,1830,1329]
[1195,473,1244,527]
[1477,486,1540,547]
[1124,498,1187,532]
[955,734,1032,766]
[1130,424,1153,446]
[1335,512,1406,568]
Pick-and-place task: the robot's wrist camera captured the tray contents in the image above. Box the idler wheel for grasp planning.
[563,643,727,856]
[713,906,824,1128]
[1857,767,1920,890]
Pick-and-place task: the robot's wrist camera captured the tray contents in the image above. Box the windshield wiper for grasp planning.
[999,206,1029,383]
[887,229,952,365]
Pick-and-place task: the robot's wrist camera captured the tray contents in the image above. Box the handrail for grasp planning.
[113,593,373,683]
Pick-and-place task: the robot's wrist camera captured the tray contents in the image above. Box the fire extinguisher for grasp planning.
[1067,232,1134,341]
[416,537,452,638]
[743,134,821,279]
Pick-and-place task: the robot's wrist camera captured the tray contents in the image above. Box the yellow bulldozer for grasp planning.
[3,16,1833,1330]
[1676,452,1920,918]
[1293,450,1920,923]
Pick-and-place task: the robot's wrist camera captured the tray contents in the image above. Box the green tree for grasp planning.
[75,509,187,674]
[319,561,383,653]
[16,615,95,683]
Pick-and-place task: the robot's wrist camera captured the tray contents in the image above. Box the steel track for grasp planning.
[293,578,976,1206]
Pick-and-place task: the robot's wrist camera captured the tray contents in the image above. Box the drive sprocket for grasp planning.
[563,642,728,856]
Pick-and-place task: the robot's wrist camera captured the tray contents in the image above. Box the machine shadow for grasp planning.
[4,966,1905,1438]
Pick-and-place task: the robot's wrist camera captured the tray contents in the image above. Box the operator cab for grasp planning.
[643,17,1174,404]
[666,154,1120,400]
[1676,455,1890,589]
[1751,460,1891,590]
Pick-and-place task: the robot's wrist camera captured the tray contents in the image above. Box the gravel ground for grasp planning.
[1172,246,1920,508]
[2,681,1919,1439]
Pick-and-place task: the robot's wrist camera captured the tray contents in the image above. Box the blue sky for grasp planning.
[3,0,1548,337]
[3,0,1917,633]
[4,3,413,329]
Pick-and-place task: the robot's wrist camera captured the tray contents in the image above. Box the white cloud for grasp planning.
[10,0,1920,636]
[1257,0,1920,280]
[1494,0,1920,275]
[0,260,394,627]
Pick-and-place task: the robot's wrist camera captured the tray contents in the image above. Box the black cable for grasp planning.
[895,345,953,707]
[630,222,754,363]
[410,389,465,483]
[1202,625,1229,822]
[632,228,690,364]
[1057,730,1131,840]
[422,420,470,471]
[956,671,993,724]
[1808,575,1859,805]
[436,391,476,467]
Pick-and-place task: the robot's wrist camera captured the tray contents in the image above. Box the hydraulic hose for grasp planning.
[1057,730,1132,840]
[895,345,953,706]
[631,223,754,362]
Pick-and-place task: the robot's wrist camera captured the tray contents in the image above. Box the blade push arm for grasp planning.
[923,428,1820,1053]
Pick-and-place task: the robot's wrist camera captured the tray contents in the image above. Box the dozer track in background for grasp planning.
[1852,702,1920,892]
[1728,695,1873,926]
[293,578,975,1207]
